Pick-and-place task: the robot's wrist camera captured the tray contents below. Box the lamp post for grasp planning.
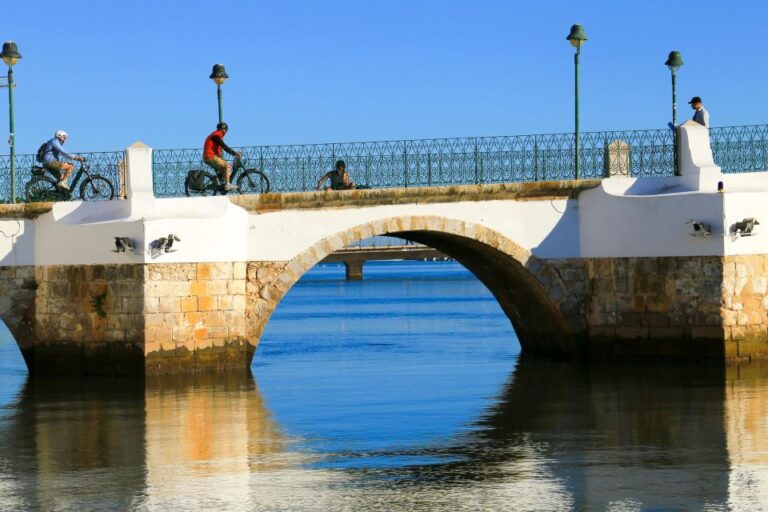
[566,24,587,180]
[209,64,229,124]
[665,51,684,176]
[0,41,21,203]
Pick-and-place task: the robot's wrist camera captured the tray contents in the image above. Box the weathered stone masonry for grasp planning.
[3,253,768,375]
[544,255,768,360]
[0,262,288,375]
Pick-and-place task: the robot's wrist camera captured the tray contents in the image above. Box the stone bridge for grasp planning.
[1,122,767,376]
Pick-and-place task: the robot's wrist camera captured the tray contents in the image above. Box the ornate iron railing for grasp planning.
[152,128,679,196]
[2,124,768,201]
[0,151,124,203]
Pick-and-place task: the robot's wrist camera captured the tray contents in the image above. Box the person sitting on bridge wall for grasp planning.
[40,130,86,191]
[203,122,241,191]
[316,160,359,190]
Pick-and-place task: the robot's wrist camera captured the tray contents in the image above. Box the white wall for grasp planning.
[246,199,580,262]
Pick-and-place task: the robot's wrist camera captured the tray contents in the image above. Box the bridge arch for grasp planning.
[250,215,588,356]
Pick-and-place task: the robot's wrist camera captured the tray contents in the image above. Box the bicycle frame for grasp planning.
[206,157,247,189]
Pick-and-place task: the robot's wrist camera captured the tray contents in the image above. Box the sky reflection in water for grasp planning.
[0,262,766,510]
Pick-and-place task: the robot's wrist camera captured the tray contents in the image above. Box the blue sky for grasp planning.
[2,0,767,153]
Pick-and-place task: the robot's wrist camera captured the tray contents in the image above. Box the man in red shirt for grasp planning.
[203,122,241,191]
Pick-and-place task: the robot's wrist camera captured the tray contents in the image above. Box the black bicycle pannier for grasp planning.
[186,170,207,191]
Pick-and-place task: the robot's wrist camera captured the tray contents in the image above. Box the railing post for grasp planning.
[307,156,312,191]
[427,153,432,186]
[300,158,306,191]
[403,141,408,188]
[473,139,479,184]
[534,138,539,181]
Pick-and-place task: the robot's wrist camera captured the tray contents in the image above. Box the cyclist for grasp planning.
[203,122,241,191]
[40,130,86,191]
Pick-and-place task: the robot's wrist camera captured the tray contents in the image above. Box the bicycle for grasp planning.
[25,162,115,202]
[184,156,270,197]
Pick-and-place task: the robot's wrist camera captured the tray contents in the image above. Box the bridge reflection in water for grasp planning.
[1,359,767,509]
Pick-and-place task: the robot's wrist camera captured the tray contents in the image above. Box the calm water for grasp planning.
[0,261,768,511]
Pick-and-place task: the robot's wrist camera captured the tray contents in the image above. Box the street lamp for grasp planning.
[209,64,229,124]
[665,51,684,175]
[0,41,21,203]
[566,24,587,180]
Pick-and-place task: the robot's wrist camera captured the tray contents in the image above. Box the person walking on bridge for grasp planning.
[203,122,241,191]
[40,130,86,191]
[688,96,709,127]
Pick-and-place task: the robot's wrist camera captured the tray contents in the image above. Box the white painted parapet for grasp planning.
[678,120,722,192]
[579,122,768,258]
[27,143,250,266]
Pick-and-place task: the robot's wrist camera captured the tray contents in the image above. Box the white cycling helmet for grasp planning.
[54,130,68,139]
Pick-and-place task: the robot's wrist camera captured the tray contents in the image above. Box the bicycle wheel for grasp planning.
[25,177,64,202]
[80,176,115,201]
[237,169,270,195]
[185,171,218,197]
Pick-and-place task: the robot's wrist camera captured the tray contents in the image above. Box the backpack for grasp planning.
[35,142,47,163]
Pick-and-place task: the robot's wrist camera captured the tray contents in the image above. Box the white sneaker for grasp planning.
[224,183,237,191]
[57,181,70,191]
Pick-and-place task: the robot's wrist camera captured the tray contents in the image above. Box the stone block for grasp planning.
[209,326,228,339]
[122,297,144,314]
[210,263,233,280]
[649,327,684,340]
[172,326,192,342]
[190,281,207,296]
[208,280,229,296]
[163,313,184,328]
[233,262,247,280]
[154,328,174,343]
[228,280,246,295]
[169,281,191,297]
[232,295,247,312]
[198,295,215,311]
[181,296,198,313]
[692,326,726,340]
[185,311,202,326]
[615,327,649,339]
[197,263,212,280]
[145,313,165,327]
[204,311,225,327]
[144,298,160,314]
[217,295,233,311]
[159,297,181,314]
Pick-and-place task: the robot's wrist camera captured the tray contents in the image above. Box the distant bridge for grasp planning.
[320,237,448,279]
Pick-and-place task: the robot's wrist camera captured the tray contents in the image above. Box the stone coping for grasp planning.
[0,202,57,219]
[230,180,601,213]
[0,180,601,219]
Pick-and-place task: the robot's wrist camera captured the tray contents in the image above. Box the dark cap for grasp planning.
[335,159,346,169]
[217,122,229,130]
[688,96,702,105]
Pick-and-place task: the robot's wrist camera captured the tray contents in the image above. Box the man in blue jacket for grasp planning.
[41,130,85,190]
